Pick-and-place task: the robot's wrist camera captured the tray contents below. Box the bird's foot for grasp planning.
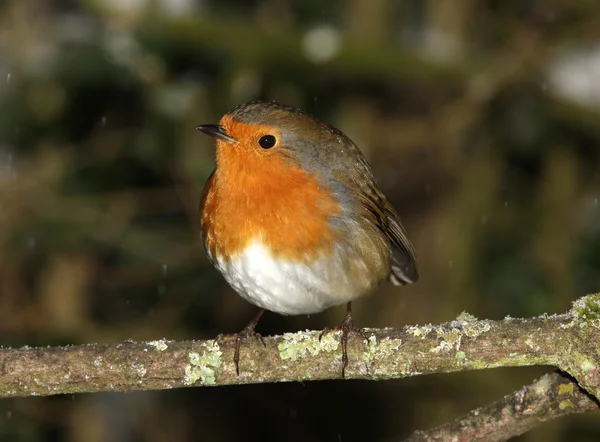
[216,326,266,376]
[215,309,266,375]
[319,308,369,378]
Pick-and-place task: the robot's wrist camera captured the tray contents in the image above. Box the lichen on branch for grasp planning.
[0,293,599,400]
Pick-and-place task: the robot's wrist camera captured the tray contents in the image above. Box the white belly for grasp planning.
[211,242,369,315]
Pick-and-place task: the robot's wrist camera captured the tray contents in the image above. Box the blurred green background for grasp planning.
[1,0,600,441]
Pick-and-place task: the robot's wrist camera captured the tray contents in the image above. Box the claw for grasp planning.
[320,302,369,377]
[233,326,265,375]
[216,309,266,375]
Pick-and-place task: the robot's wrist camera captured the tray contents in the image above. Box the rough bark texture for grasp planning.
[1,294,599,398]
[404,371,599,441]
[1,294,599,440]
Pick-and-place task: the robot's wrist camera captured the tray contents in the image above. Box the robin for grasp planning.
[197,101,418,376]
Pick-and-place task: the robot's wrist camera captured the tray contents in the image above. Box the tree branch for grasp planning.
[403,371,599,442]
[1,293,599,401]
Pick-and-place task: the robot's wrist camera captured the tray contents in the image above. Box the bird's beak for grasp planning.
[196,125,238,143]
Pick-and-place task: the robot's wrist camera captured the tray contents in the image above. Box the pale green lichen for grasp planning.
[532,374,552,395]
[433,327,463,353]
[184,342,222,386]
[558,383,574,395]
[147,339,169,351]
[571,293,600,320]
[430,336,456,354]
[559,399,573,410]
[456,311,478,322]
[460,320,492,338]
[581,359,596,372]
[469,359,493,370]
[559,321,577,329]
[362,335,377,364]
[360,335,409,376]
[278,331,339,361]
[407,324,434,338]
[497,353,537,367]
[408,316,494,356]
[374,336,402,353]
[455,351,466,361]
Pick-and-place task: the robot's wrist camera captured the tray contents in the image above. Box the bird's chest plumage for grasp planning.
[201,147,341,263]
[200,144,391,315]
[201,147,380,314]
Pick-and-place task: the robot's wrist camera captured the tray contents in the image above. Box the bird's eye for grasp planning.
[258,135,277,149]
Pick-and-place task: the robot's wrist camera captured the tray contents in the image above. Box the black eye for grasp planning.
[258,135,276,149]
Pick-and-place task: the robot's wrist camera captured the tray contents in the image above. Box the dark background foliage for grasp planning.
[1,0,599,440]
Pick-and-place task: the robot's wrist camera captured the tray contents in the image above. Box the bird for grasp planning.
[197,101,418,376]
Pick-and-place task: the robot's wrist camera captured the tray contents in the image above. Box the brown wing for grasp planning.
[332,147,418,286]
[357,180,418,285]
[382,205,419,285]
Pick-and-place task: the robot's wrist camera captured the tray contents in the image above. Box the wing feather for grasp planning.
[337,151,418,286]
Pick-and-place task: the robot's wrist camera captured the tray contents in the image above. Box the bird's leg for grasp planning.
[216,308,266,375]
[320,302,370,377]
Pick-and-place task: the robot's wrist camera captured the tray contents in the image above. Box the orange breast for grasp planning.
[201,133,341,263]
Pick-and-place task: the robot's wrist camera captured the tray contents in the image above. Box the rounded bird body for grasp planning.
[198,101,418,374]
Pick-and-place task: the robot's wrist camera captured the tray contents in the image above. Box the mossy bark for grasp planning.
[1,294,599,400]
